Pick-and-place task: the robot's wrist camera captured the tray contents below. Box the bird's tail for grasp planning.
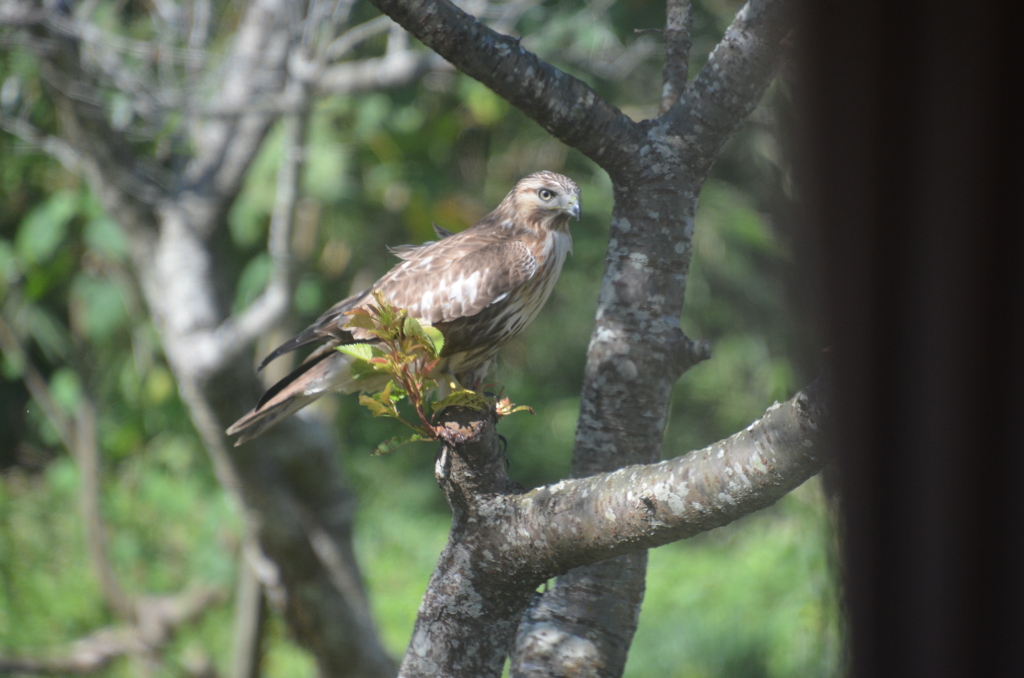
[227,348,364,446]
[226,391,320,446]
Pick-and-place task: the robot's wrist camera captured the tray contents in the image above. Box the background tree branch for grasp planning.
[0,587,223,676]
[368,0,646,179]
[0,0,421,673]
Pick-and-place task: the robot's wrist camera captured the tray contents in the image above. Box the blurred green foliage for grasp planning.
[0,1,838,676]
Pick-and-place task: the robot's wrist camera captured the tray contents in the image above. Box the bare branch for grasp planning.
[659,0,692,114]
[190,88,310,377]
[289,497,397,675]
[181,0,299,224]
[0,587,222,676]
[0,0,43,27]
[187,0,211,63]
[12,7,164,230]
[74,398,136,621]
[368,0,645,178]
[0,315,134,620]
[0,313,74,450]
[511,375,830,574]
[317,48,439,94]
[324,14,392,61]
[228,551,267,678]
[0,109,85,173]
[666,0,792,150]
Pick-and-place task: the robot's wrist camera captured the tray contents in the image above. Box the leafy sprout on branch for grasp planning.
[338,291,532,455]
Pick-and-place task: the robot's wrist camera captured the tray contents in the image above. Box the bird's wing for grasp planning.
[432,223,456,239]
[387,224,457,260]
[372,236,538,324]
[255,286,372,372]
[257,228,536,369]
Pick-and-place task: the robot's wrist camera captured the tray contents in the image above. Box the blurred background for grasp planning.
[0,0,840,675]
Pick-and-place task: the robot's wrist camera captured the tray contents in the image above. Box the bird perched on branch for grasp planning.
[227,171,581,445]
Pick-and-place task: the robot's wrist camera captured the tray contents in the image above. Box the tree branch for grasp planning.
[317,48,439,95]
[666,0,792,154]
[367,0,645,179]
[0,315,136,621]
[660,0,693,114]
[324,14,392,62]
[511,374,829,574]
[180,0,299,230]
[402,376,828,676]
[0,112,84,173]
[188,90,309,378]
[228,549,267,678]
[74,397,136,621]
[0,587,222,676]
[0,313,74,450]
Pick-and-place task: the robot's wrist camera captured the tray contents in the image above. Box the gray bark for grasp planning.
[400,376,828,678]
[368,0,796,675]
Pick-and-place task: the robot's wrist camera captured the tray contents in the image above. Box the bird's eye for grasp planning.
[538,188,554,201]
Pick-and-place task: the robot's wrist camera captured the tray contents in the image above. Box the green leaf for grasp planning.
[22,304,70,361]
[293,277,322,316]
[337,344,375,361]
[431,389,490,413]
[83,216,129,260]
[0,238,20,289]
[70,274,129,342]
[403,315,426,340]
[343,311,379,331]
[359,394,393,418]
[372,433,428,456]
[349,359,381,381]
[49,367,82,414]
[421,324,445,355]
[233,253,271,312]
[144,366,175,404]
[15,191,78,264]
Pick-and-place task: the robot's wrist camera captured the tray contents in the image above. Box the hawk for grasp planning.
[227,171,581,445]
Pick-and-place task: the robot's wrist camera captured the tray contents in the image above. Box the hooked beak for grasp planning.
[566,197,581,221]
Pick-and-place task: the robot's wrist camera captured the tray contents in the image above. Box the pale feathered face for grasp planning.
[507,171,581,232]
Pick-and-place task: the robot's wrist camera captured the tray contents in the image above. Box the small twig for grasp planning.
[75,397,137,621]
[0,313,74,450]
[192,83,310,377]
[228,550,266,678]
[288,497,398,675]
[316,49,437,95]
[187,0,212,76]
[660,0,693,114]
[0,113,84,174]
[324,14,392,62]
[0,314,136,619]
[0,587,223,676]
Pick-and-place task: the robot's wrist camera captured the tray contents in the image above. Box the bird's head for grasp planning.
[508,171,581,232]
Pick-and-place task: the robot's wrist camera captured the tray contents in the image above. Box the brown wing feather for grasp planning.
[375,239,538,324]
[292,227,538,345]
[256,287,371,372]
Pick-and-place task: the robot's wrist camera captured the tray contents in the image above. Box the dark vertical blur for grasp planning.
[800,0,1024,675]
